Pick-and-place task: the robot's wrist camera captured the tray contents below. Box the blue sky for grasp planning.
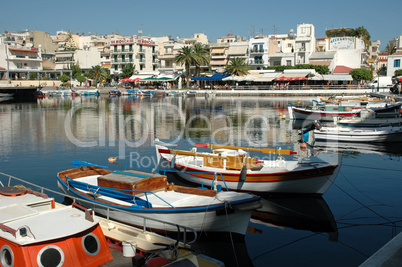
[2,0,401,50]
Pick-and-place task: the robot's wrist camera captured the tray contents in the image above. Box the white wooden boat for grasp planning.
[289,102,401,121]
[288,105,361,121]
[57,161,261,235]
[335,116,402,128]
[313,124,402,142]
[0,184,113,267]
[155,142,341,195]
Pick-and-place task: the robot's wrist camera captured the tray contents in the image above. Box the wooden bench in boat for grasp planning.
[97,170,168,195]
[98,170,217,197]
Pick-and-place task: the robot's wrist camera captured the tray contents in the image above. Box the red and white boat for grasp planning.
[0,185,113,267]
[288,105,361,121]
[288,102,401,121]
[155,142,341,195]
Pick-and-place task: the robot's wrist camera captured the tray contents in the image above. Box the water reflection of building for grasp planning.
[0,97,309,159]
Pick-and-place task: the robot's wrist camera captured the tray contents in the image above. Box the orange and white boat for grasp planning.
[156,141,341,195]
[0,185,113,267]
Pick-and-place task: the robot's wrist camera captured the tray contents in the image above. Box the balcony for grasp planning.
[250,49,265,54]
[249,59,264,65]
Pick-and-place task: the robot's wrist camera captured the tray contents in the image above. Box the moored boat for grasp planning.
[0,184,113,267]
[57,160,261,235]
[288,105,361,121]
[313,124,402,142]
[155,141,341,195]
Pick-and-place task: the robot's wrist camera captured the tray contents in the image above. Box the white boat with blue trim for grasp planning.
[57,161,262,235]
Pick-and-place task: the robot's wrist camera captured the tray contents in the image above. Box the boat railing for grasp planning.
[0,172,198,246]
[125,162,230,191]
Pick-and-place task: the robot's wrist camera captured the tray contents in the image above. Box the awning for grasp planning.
[222,75,242,81]
[322,74,353,81]
[275,73,308,81]
[238,74,256,82]
[227,46,248,56]
[211,47,226,54]
[129,74,153,80]
[192,74,230,81]
[309,60,331,66]
[254,73,279,82]
[210,59,228,66]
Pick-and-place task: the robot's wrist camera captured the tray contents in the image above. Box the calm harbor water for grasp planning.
[1,94,401,266]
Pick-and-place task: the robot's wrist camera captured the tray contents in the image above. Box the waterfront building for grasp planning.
[210,42,228,72]
[217,34,245,43]
[386,51,402,77]
[210,34,245,72]
[377,53,388,75]
[248,35,269,70]
[368,40,381,72]
[316,38,326,52]
[324,28,369,71]
[0,43,42,80]
[294,23,316,65]
[386,35,402,77]
[267,29,296,66]
[110,36,158,75]
[309,51,337,71]
[227,41,249,61]
[157,34,210,76]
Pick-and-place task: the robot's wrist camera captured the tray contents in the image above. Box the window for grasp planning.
[394,59,400,68]
[286,60,292,66]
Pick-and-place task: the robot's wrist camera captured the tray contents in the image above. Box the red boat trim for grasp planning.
[172,162,337,183]
[294,108,359,117]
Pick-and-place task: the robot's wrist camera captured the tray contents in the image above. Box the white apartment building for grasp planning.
[387,51,402,77]
[0,43,42,80]
[294,23,316,64]
[248,35,269,70]
[387,35,402,77]
[110,37,158,75]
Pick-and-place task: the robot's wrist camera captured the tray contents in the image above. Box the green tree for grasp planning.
[69,63,82,79]
[65,32,77,51]
[384,43,396,55]
[175,46,195,88]
[76,74,87,86]
[349,68,373,82]
[59,74,70,84]
[193,43,210,78]
[29,73,38,80]
[226,57,251,76]
[88,65,108,87]
[120,63,135,79]
[352,26,371,50]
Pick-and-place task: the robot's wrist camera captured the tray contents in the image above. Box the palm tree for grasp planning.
[226,57,251,76]
[192,43,210,87]
[120,63,135,79]
[175,46,194,88]
[384,43,396,55]
[89,65,108,87]
[193,43,210,77]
